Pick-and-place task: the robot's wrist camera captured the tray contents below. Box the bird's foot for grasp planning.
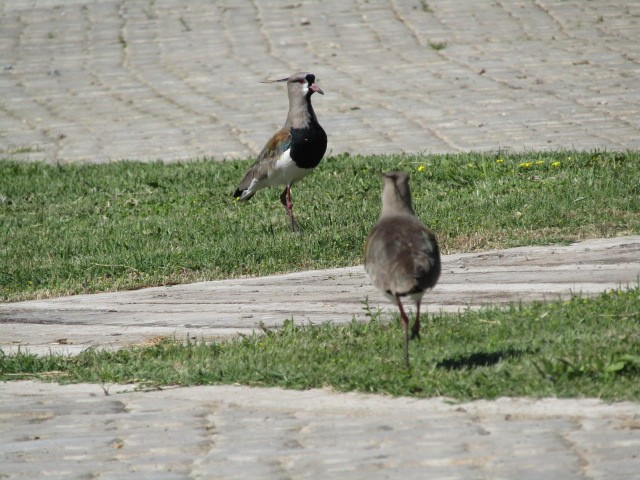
[285,208,301,232]
[411,313,421,340]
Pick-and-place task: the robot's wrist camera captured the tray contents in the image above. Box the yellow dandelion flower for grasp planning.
[519,162,533,168]
[417,165,425,172]
[551,161,561,167]
[535,160,545,165]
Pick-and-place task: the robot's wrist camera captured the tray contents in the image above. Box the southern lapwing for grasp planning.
[233,72,327,231]
[364,171,441,368]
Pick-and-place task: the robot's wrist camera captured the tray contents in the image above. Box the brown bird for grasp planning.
[364,171,441,368]
[233,72,327,231]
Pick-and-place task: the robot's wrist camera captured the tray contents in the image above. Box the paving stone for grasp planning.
[1,382,639,479]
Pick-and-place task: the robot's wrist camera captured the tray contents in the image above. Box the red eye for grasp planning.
[297,79,305,83]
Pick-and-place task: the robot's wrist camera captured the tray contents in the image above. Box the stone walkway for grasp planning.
[2,1,640,478]
[2,382,640,479]
[1,0,639,163]
[1,236,639,356]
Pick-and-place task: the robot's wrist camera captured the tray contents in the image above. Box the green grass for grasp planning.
[429,41,447,51]
[2,287,639,400]
[2,150,639,399]
[2,150,639,302]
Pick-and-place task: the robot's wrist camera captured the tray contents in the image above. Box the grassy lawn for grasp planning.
[1,150,639,302]
[1,150,639,399]
[2,288,639,400]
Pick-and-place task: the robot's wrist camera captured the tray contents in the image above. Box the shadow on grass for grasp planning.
[437,347,533,370]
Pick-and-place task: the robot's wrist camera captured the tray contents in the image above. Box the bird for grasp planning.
[364,171,441,368]
[233,72,327,231]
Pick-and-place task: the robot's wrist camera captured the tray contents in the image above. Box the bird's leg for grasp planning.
[396,297,411,369]
[279,187,288,207]
[411,300,422,340]
[280,186,300,232]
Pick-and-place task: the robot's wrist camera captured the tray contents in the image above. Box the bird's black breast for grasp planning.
[290,123,327,169]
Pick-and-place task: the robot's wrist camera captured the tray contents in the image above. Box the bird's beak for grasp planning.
[310,83,324,95]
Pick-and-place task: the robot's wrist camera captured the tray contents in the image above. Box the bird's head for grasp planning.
[262,72,324,98]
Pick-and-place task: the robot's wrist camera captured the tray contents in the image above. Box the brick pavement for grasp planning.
[2,382,640,479]
[1,0,639,164]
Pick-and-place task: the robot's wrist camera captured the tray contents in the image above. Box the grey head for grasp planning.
[262,71,324,96]
[380,171,415,218]
[262,72,324,129]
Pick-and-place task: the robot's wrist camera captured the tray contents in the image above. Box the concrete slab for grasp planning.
[1,236,639,356]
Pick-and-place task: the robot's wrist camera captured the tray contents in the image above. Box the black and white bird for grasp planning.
[365,171,441,368]
[233,72,327,231]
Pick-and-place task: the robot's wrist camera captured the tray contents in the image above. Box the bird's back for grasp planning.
[365,215,441,298]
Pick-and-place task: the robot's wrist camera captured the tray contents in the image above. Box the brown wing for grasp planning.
[235,128,292,195]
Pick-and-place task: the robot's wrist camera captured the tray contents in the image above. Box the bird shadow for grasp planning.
[436,347,534,370]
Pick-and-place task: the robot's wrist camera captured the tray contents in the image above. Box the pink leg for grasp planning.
[411,300,422,340]
[279,187,289,208]
[396,296,411,369]
[280,186,299,232]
